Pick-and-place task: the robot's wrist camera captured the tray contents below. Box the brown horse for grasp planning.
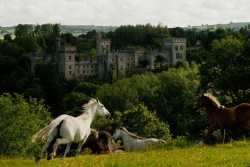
[194,93,250,145]
[45,129,118,160]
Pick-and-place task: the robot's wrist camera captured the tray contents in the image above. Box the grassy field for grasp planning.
[1,140,250,167]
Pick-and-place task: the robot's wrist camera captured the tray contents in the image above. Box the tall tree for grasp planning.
[200,36,249,103]
[14,24,33,38]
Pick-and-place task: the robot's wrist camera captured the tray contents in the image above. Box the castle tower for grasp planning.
[96,32,112,79]
[163,38,186,66]
[58,44,76,80]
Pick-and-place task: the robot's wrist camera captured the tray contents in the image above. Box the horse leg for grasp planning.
[219,129,226,144]
[198,125,217,145]
[51,138,71,159]
[76,137,88,155]
[35,135,54,162]
[62,143,72,160]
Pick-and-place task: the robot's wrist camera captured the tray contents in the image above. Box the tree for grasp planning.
[199,36,249,103]
[14,24,33,38]
[35,61,66,116]
[0,93,51,156]
[154,54,166,69]
[3,34,12,42]
[73,82,99,97]
[113,103,171,139]
[96,63,201,137]
[155,62,200,137]
[19,36,38,53]
[63,92,90,115]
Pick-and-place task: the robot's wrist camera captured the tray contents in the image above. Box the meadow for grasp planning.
[1,140,250,167]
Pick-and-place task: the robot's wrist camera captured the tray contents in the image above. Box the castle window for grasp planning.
[175,46,178,50]
[69,65,72,69]
[180,46,183,50]
[69,56,71,60]
[176,53,182,59]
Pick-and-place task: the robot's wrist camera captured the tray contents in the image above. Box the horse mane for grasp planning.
[204,93,225,109]
[81,98,98,112]
[120,127,145,140]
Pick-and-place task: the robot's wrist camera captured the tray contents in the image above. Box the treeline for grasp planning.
[0,23,249,156]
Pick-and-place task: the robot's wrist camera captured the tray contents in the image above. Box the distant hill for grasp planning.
[0,25,118,36]
[1,22,250,36]
[185,22,250,31]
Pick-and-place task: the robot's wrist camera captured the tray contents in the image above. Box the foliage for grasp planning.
[199,36,250,103]
[91,103,171,140]
[0,93,52,156]
[35,61,66,116]
[14,24,33,38]
[110,23,170,50]
[155,62,200,137]
[97,62,201,138]
[63,92,90,116]
[73,82,99,97]
[114,103,171,140]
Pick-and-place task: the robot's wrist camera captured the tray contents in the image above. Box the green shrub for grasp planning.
[113,103,171,140]
[0,93,52,156]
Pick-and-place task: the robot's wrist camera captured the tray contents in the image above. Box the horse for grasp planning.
[82,129,118,154]
[112,127,165,151]
[194,93,250,145]
[32,99,110,162]
[46,129,118,157]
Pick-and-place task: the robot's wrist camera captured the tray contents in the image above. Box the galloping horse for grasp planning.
[32,99,110,161]
[194,93,250,145]
[46,129,118,157]
[112,127,165,151]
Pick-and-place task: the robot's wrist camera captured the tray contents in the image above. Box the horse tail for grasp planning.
[158,139,166,144]
[32,114,68,142]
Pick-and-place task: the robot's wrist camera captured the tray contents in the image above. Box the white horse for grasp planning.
[112,127,165,151]
[32,99,110,161]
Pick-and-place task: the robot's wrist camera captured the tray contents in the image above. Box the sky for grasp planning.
[0,0,249,28]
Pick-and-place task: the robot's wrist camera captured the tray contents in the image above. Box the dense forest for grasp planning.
[0,23,249,156]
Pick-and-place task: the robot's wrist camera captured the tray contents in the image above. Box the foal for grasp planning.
[194,93,250,145]
[113,127,165,151]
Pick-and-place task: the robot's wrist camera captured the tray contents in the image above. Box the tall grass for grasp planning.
[1,140,250,167]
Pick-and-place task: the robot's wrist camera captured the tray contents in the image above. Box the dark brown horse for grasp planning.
[194,93,250,145]
[45,129,118,160]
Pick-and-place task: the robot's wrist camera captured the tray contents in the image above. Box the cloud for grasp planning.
[0,0,249,27]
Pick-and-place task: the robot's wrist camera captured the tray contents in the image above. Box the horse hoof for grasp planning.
[47,155,52,161]
[197,141,204,146]
[35,157,40,162]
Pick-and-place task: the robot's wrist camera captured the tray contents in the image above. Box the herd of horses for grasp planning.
[32,93,250,162]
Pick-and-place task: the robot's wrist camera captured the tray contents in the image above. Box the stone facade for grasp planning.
[163,38,187,65]
[31,33,186,80]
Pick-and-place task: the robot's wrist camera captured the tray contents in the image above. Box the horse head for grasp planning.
[97,131,118,153]
[95,99,110,118]
[112,129,121,140]
[194,93,207,112]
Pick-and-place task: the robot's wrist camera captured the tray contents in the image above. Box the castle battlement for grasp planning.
[163,38,187,43]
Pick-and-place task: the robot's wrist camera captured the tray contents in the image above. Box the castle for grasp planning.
[31,33,186,80]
